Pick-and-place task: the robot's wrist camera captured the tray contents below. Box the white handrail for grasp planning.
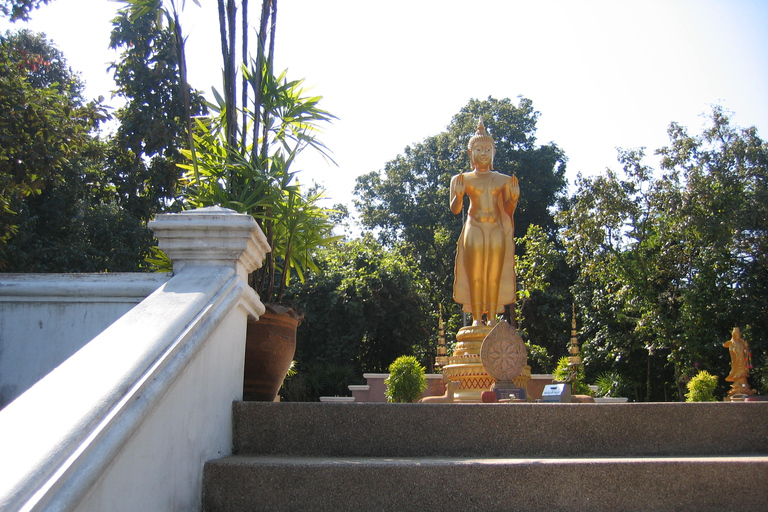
[0,207,268,512]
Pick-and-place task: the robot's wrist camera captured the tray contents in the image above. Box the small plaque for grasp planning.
[493,386,527,401]
[541,383,571,403]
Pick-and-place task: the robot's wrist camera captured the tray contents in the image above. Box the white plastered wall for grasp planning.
[0,274,170,409]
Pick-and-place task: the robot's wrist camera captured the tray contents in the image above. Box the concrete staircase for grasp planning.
[203,402,768,511]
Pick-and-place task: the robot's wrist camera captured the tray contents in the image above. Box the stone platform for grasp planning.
[203,402,768,511]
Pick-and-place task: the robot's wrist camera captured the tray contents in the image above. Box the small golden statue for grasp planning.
[725,327,755,399]
[450,117,519,325]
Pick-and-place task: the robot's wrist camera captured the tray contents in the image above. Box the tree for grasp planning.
[355,97,567,245]
[108,3,206,219]
[0,0,51,21]
[443,97,568,236]
[113,0,201,180]
[285,235,433,376]
[179,0,341,306]
[515,223,574,373]
[559,107,768,400]
[0,30,106,264]
[658,107,768,395]
[1,5,210,272]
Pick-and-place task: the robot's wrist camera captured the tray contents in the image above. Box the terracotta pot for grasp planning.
[243,305,300,401]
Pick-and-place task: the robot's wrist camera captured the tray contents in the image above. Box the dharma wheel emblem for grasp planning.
[480,320,527,382]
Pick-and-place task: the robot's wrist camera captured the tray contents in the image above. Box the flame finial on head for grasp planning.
[467,116,495,151]
[467,117,495,170]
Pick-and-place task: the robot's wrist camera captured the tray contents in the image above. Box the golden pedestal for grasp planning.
[727,381,755,400]
[442,325,531,402]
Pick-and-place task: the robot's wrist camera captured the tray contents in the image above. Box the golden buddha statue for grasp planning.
[450,117,519,325]
[725,327,755,398]
[441,118,529,401]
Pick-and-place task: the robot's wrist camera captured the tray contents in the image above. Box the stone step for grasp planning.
[202,454,768,512]
[232,401,768,458]
[204,401,768,511]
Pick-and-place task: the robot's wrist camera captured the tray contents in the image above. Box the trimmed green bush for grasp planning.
[384,356,428,403]
[552,356,592,395]
[685,370,719,402]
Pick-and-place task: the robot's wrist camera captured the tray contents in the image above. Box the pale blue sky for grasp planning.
[3,0,767,210]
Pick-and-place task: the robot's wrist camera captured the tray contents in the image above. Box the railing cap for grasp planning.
[149,206,270,278]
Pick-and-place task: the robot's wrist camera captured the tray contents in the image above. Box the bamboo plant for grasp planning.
[133,0,340,304]
[179,62,340,304]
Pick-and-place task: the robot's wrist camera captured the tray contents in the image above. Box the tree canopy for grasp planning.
[559,107,768,400]
[355,96,567,246]
[0,11,202,271]
[0,30,106,263]
[0,0,51,21]
[108,4,206,220]
[286,234,433,376]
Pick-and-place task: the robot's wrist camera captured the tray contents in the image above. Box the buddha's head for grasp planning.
[468,117,495,171]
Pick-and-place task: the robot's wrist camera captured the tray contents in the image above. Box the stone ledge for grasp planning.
[233,401,768,458]
[203,454,768,512]
[0,273,170,302]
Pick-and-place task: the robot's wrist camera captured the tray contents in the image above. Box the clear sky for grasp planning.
[3,0,767,212]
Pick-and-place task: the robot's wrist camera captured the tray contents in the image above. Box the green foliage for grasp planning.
[145,246,173,272]
[559,107,768,401]
[3,192,157,272]
[516,223,574,363]
[1,18,204,272]
[0,30,159,272]
[525,342,552,374]
[0,30,106,250]
[516,224,556,294]
[685,370,719,402]
[1,28,82,96]
[175,0,338,305]
[552,356,591,395]
[445,97,568,235]
[114,0,201,178]
[285,235,432,375]
[594,372,633,399]
[751,356,768,395]
[384,356,428,403]
[180,69,340,303]
[280,361,356,402]
[108,5,206,219]
[0,0,51,21]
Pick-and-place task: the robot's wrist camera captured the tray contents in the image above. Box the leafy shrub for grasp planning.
[594,371,633,398]
[685,370,719,402]
[525,342,552,374]
[752,355,768,395]
[552,356,592,395]
[280,361,357,402]
[384,356,427,403]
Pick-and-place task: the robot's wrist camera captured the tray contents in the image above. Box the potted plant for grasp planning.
[178,6,340,400]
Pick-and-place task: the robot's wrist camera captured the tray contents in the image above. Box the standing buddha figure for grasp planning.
[450,117,519,325]
[725,327,754,397]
